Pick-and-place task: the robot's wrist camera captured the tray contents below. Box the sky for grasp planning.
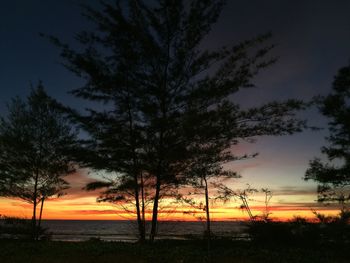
[1,0,350,221]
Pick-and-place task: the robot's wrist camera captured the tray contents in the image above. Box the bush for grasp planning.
[247,221,295,244]
[247,216,350,245]
[0,215,51,240]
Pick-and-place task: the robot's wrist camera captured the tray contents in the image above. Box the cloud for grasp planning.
[10,202,32,209]
[272,186,316,196]
[55,169,104,201]
[248,204,331,212]
[70,209,123,215]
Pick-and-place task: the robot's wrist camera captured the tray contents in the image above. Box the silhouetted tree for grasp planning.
[261,188,273,222]
[85,171,152,241]
[216,184,258,220]
[184,144,239,239]
[305,64,350,210]
[48,0,307,242]
[216,184,274,222]
[183,99,303,235]
[0,84,77,239]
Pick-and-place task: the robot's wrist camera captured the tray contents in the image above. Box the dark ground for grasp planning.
[0,239,348,263]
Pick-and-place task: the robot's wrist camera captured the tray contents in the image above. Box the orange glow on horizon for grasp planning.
[0,171,341,221]
[0,195,341,222]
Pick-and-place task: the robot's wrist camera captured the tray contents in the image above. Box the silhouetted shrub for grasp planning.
[248,215,350,245]
[247,221,295,244]
[0,215,51,240]
[87,237,102,242]
[311,210,350,243]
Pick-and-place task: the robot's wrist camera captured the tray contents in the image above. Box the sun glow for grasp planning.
[0,170,342,221]
[0,193,341,221]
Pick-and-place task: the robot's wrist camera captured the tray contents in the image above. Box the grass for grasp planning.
[0,238,349,263]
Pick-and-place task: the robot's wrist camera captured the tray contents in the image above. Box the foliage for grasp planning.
[305,64,350,208]
[0,215,51,240]
[48,0,307,242]
[0,84,77,239]
[216,185,273,221]
[248,212,350,245]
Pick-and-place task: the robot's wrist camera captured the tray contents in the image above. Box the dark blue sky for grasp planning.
[1,0,350,105]
[1,0,350,198]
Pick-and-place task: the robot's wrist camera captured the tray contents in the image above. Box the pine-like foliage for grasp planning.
[305,65,350,207]
[49,0,307,241]
[0,84,77,239]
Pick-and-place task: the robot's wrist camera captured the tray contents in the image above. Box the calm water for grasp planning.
[40,220,248,242]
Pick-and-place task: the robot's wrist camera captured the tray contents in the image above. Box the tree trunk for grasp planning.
[203,176,211,257]
[125,79,145,242]
[140,172,146,238]
[32,171,39,241]
[134,174,145,242]
[149,175,161,242]
[37,197,45,240]
[241,196,254,221]
[32,201,37,241]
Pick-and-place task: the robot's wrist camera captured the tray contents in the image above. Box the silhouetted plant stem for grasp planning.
[32,169,39,240]
[203,177,211,237]
[140,172,146,237]
[150,175,161,242]
[134,174,144,242]
[203,176,211,259]
[242,195,254,221]
[37,197,45,240]
[38,199,44,226]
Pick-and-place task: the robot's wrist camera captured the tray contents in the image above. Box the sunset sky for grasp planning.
[1,0,350,221]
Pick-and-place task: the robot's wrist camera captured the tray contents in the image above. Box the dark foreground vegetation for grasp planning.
[0,238,349,263]
[1,215,350,263]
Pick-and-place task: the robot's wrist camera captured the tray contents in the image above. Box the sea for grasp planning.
[39,220,248,242]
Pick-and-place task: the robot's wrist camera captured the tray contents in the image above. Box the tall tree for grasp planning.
[183,98,306,247]
[49,0,306,241]
[305,64,350,210]
[0,84,77,239]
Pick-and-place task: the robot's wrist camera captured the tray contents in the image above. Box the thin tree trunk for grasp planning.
[140,172,146,238]
[149,19,169,242]
[203,177,211,235]
[32,201,37,240]
[134,174,145,242]
[203,176,211,259]
[32,171,39,241]
[241,196,254,221]
[125,75,145,242]
[149,175,161,242]
[37,197,45,240]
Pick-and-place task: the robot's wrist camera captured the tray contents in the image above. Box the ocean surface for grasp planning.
[40,220,248,242]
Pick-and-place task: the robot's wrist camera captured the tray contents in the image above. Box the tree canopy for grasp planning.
[305,64,350,207]
[0,84,77,238]
[49,0,307,241]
